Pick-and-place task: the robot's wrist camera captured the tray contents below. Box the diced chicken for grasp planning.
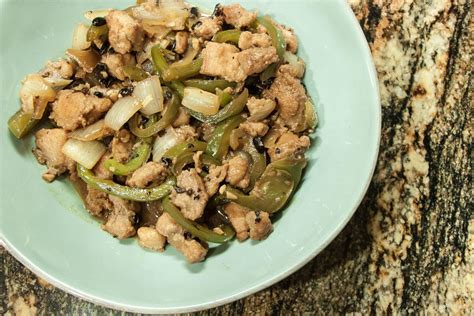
[239,121,269,137]
[277,24,298,53]
[225,156,250,189]
[193,17,222,40]
[222,4,257,29]
[264,67,307,132]
[93,152,113,180]
[224,202,250,241]
[33,128,74,182]
[236,47,279,78]
[246,211,273,240]
[175,125,198,141]
[171,169,209,220]
[246,97,276,121]
[279,62,305,79]
[101,53,136,81]
[238,31,272,50]
[267,132,310,161]
[127,162,167,188]
[172,107,191,127]
[200,43,278,82]
[137,227,166,252]
[102,195,139,239]
[174,31,189,54]
[50,90,112,131]
[106,10,145,54]
[204,164,229,196]
[156,213,208,263]
[42,59,75,79]
[111,129,134,163]
[85,187,112,216]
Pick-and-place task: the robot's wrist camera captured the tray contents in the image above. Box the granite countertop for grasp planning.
[1,0,472,314]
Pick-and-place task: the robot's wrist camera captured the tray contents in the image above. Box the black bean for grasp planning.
[191,21,202,30]
[119,86,134,96]
[93,91,104,98]
[66,78,85,89]
[190,7,199,16]
[253,137,265,154]
[165,90,173,100]
[81,87,89,94]
[98,41,110,55]
[184,232,192,239]
[275,148,281,155]
[255,211,261,223]
[92,17,107,27]
[212,4,223,17]
[161,157,172,167]
[202,165,209,173]
[95,63,108,72]
[187,143,195,149]
[175,186,186,194]
[186,189,194,196]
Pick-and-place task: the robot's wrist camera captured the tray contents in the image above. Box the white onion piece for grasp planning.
[132,0,189,30]
[84,9,112,20]
[68,119,108,141]
[133,76,164,116]
[105,96,142,131]
[43,77,73,90]
[20,74,56,118]
[62,139,106,169]
[182,87,219,116]
[283,51,305,78]
[305,100,318,129]
[152,128,179,162]
[72,23,91,50]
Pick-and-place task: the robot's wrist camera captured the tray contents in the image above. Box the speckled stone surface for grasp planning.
[1,0,472,314]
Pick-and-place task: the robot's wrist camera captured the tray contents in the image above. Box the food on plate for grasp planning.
[8,1,317,263]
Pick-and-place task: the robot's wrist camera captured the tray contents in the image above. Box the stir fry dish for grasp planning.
[8,1,317,263]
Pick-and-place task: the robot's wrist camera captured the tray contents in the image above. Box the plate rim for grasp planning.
[0,0,381,313]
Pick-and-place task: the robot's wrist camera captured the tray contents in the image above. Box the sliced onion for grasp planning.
[68,119,109,141]
[182,87,219,116]
[132,0,189,30]
[66,49,100,73]
[248,99,276,122]
[84,9,112,20]
[62,139,106,169]
[72,23,91,50]
[105,96,142,131]
[20,74,56,119]
[133,76,164,116]
[283,51,305,78]
[43,77,73,90]
[152,127,180,162]
[305,100,318,129]
[172,46,198,67]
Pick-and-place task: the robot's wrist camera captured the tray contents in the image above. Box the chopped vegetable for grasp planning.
[8,110,39,139]
[62,139,106,169]
[133,76,164,115]
[72,23,92,50]
[256,16,286,59]
[162,58,203,82]
[66,49,101,73]
[151,127,180,162]
[105,141,151,176]
[305,100,318,129]
[104,96,143,131]
[212,29,242,44]
[172,151,220,175]
[20,74,57,119]
[87,24,109,42]
[122,65,150,82]
[206,115,245,161]
[162,141,208,159]
[68,119,108,141]
[182,87,220,116]
[183,79,236,93]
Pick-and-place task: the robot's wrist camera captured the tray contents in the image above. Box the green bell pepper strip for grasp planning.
[87,24,109,42]
[206,115,245,161]
[122,65,149,82]
[162,197,234,243]
[104,141,152,176]
[162,58,203,82]
[172,151,221,175]
[77,164,175,202]
[223,158,307,213]
[129,91,180,138]
[162,141,208,160]
[217,89,233,107]
[183,79,236,93]
[8,110,39,139]
[256,16,286,59]
[188,89,248,125]
[151,45,186,98]
[243,139,267,192]
[212,29,242,44]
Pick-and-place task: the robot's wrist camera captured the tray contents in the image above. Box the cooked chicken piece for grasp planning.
[85,187,112,216]
[102,195,139,239]
[198,123,215,142]
[277,24,298,53]
[33,128,74,182]
[239,121,269,137]
[246,211,272,240]
[137,227,166,252]
[106,10,145,54]
[264,67,307,132]
[246,97,276,121]
[50,90,112,131]
[156,213,208,263]
[93,152,114,180]
[226,156,250,189]
[42,59,75,79]
[171,169,209,220]
[222,4,257,29]
[200,43,278,82]
[267,132,310,161]
[193,17,222,40]
[236,47,279,78]
[127,162,167,188]
[172,107,191,127]
[224,202,250,241]
[175,125,198,141]
[111,129,134,163]
[101,53,136,81]
[279,62,305,79]
[204,164,229,196]
[174,31,189,54]
[238,31,272,50]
